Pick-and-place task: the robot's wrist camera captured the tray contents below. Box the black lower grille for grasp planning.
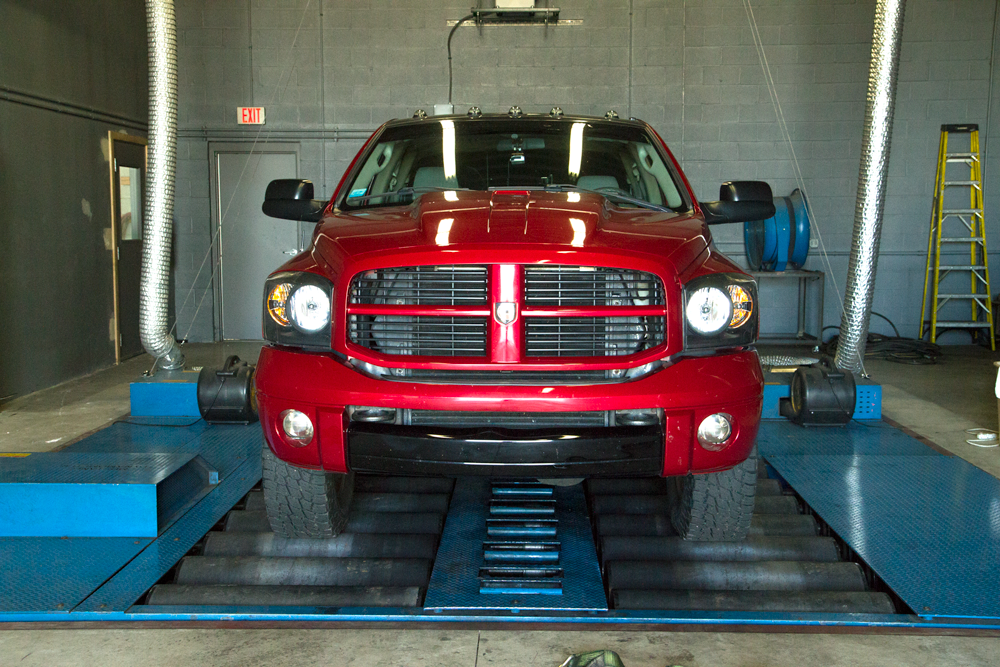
[349,315,488,356]
[408,410,609,428]
[392,370,618,385]
[525,317,666,357]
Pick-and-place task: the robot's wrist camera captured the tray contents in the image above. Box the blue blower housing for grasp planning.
[744,189,810,271]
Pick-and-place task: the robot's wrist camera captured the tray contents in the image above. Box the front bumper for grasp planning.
[254,346,764,477]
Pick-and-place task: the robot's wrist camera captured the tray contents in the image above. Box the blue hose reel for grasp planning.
[744,189,810,271]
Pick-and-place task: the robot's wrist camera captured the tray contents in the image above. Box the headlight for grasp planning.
[683,274,757,351]
[288,285,331,333]
[685,287,732,335]
[263,272,334,349]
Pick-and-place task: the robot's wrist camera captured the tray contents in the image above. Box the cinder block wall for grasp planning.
[0,0,148,398]
[173,0,1000,346]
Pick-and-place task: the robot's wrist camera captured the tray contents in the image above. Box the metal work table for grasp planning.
[751,269,825,346]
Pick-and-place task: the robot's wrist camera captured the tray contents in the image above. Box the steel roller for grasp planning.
[223,510,445,535]
[593,513,818,537]
[146,584,423,607]
[175,556,432,587]
[605,560,867,592]
[243,491,450,514]
[613,589,895,614]
[202,531,439,559]
[590,494,798,515]
[599,536,840,564]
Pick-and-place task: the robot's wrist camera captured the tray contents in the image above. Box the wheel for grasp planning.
[669,445,757,541]
[262,445,354,538]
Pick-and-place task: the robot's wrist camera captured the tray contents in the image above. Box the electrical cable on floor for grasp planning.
[820,312,942,365]
[965,428,999,448]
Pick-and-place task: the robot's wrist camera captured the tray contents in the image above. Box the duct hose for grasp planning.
[140,0,184,370]
[834,0,907,373]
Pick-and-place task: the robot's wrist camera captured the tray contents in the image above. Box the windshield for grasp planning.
[339,119,688,212]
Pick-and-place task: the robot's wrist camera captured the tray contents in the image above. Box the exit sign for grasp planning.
[237,107,265,124]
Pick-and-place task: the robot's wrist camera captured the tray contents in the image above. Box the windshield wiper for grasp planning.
[544,184,672,213]
[345,186,471,206]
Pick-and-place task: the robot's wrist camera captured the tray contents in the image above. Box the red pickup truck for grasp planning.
[256,110,770,541]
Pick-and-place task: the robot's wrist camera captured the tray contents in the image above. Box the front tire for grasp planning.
[670,445,757,541]
[262,445,354,538]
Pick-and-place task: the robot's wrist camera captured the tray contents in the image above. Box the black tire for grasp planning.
[670,445,757,541]
[262,445,354,538]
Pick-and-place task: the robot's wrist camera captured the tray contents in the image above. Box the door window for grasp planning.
[118,167,143,241]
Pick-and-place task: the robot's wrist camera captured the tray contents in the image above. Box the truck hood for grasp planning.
[311,190,711,276]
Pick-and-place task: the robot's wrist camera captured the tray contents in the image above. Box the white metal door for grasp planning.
[216,150,299,340]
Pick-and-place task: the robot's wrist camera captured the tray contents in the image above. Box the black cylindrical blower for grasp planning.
[197,355,258,424]
[781,357,856,426]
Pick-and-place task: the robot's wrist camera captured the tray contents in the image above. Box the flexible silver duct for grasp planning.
[759,355,820,368]
[834,0,907,374]
[140,0,184,370]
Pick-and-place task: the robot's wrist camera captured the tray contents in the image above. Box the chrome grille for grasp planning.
[349,315,488,356]
[524,266,665,306]
[347,264,666,361]
[350,265,488,305]
[525,317,666,357]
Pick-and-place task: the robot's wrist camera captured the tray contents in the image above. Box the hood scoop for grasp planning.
[488,190,530,235]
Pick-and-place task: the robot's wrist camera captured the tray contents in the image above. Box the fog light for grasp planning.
[616,409,660,426]
[352,406,397,423]
[281,409,314,445]
[697,413,732,451]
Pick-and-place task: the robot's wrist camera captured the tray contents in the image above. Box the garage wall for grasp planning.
[172,0,1000,346]
[0,0,147,400]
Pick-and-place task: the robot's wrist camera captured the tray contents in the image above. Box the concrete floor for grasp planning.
[0,629,998,666]
[2,342,1000,665]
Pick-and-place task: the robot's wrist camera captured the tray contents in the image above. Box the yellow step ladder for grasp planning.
[919,123,994,349]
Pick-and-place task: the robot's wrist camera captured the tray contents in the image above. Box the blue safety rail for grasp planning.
[0,419,260,614]
[759,419,1000,620]
[424,478,607,611]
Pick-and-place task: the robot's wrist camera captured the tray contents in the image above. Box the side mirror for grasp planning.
[701,180,776,225]
[262,179,326,222]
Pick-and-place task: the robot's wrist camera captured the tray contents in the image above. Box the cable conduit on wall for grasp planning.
[0,86,147,131]
[176,128,376,140]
